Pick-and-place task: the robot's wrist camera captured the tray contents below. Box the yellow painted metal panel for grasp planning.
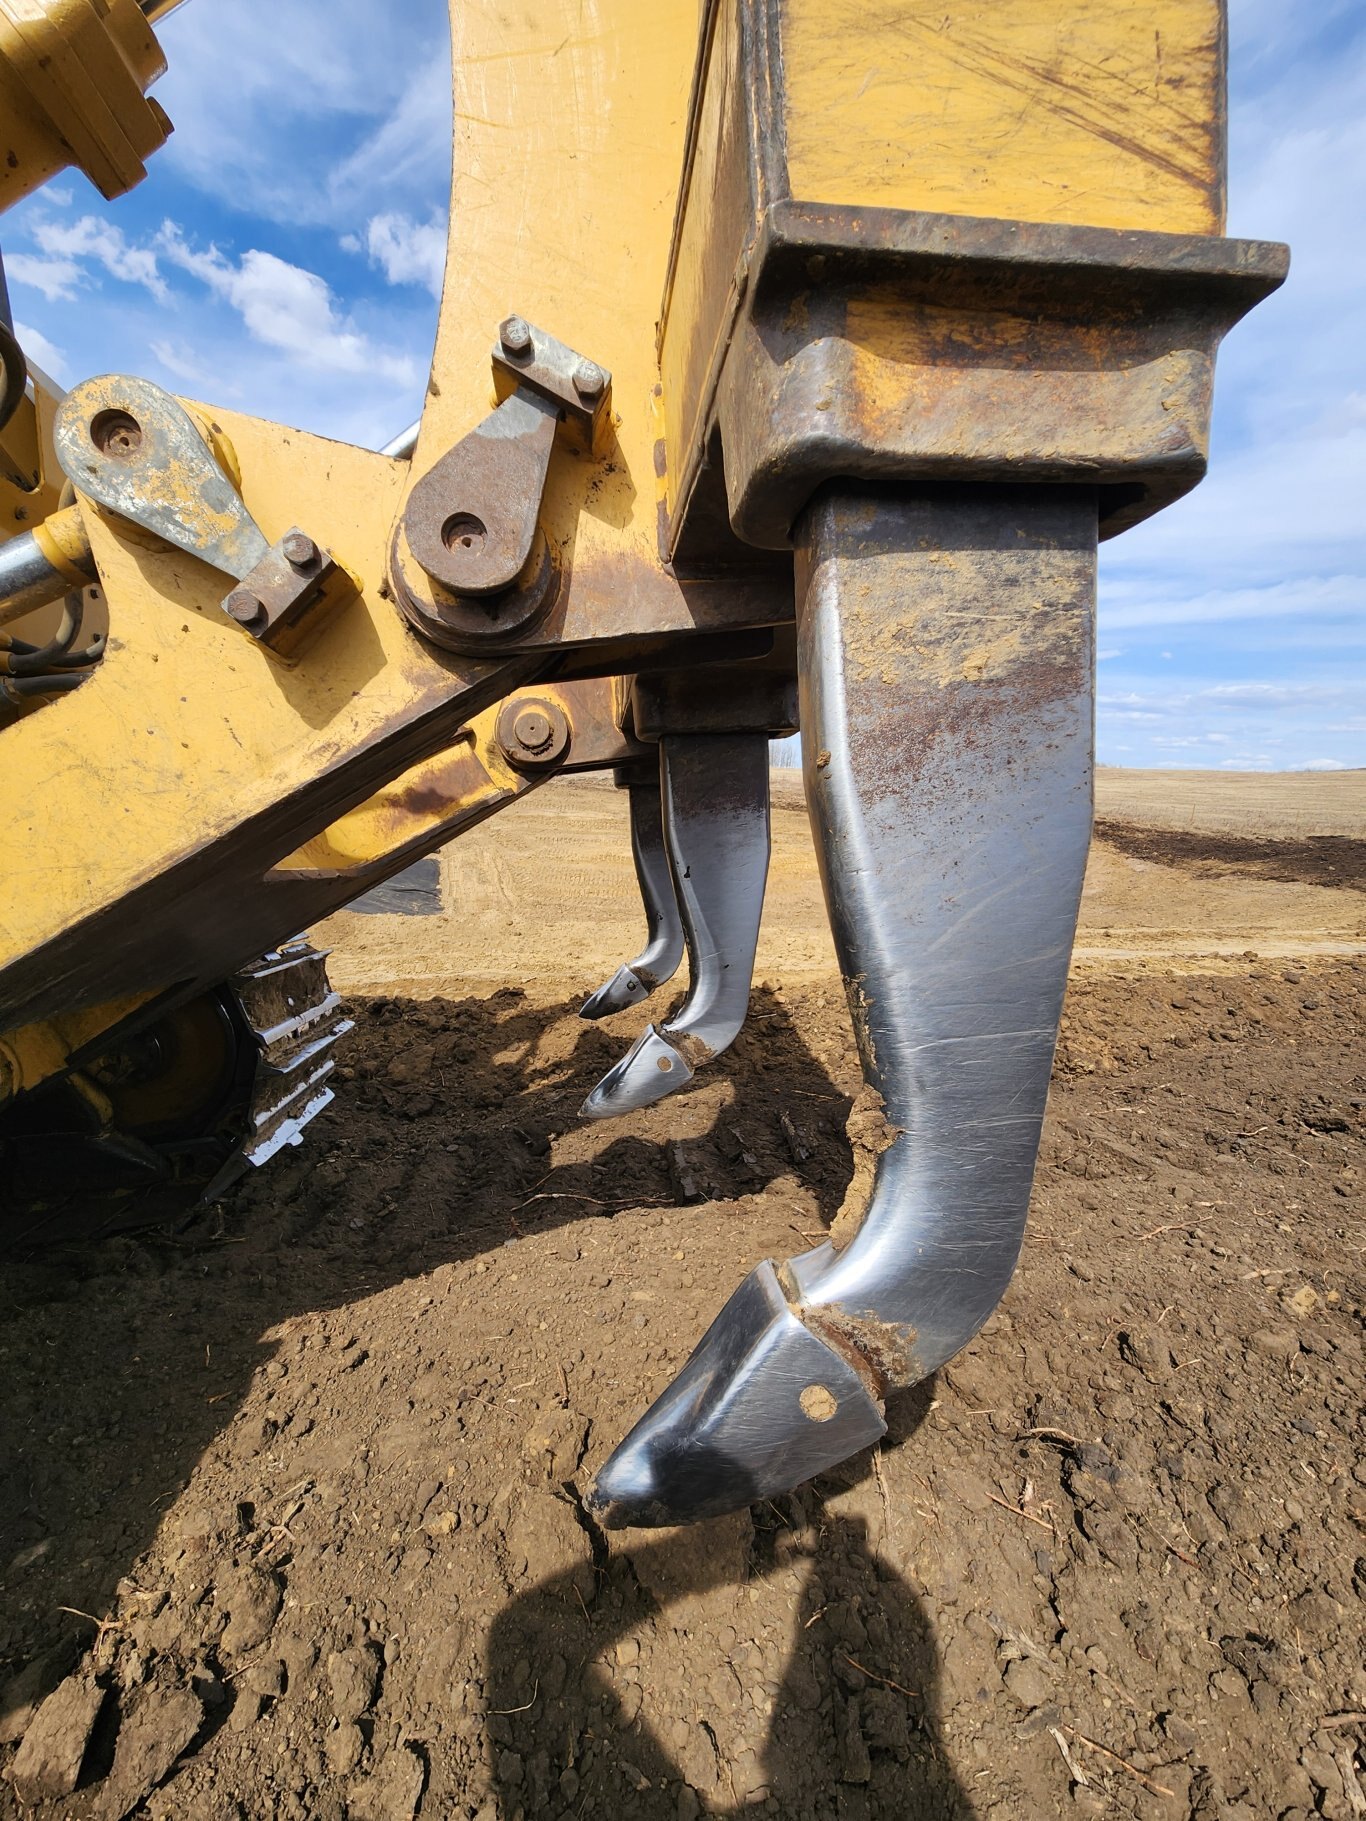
[0,408,479,972]
[419,0,698,575]
[0,989,155,1098]
[780,0,1226,235]
[273,712,519,875]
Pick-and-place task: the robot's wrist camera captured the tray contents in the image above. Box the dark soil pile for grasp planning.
[1,961,1362,1820]
[1095,825,1366,895]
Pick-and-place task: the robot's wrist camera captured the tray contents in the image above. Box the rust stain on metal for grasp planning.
[389,747,486,818]
[393,527,789,660]
[672,1029,716,1068]
[810,1307,924,1394]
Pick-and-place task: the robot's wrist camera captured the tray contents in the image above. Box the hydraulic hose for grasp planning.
[3,671,89,699]
[0,320,27,435]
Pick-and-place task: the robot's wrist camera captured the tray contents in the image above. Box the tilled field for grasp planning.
[0,804,1363,1821]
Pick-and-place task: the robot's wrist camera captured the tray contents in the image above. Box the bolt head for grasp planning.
[281,530,318,568]
[573,359,605,399]
[225,590,266,629]
[513,708,553,753]
[496,696,569,770]
[499,315,532,355]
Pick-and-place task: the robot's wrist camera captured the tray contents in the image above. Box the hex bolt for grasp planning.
[573,359,605,399]
[499,315,532,356]
[512,707,553,753]
[225,589,267,630]
[281,531,318,568]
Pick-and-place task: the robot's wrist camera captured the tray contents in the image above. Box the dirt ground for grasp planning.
[1,771,1363,1821]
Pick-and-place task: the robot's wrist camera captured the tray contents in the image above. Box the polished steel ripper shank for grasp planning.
[579,765,687,1020]
[588,485,1096,1525]
[581,733,771,1119]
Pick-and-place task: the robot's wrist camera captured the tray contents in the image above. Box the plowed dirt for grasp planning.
[1,773,1362,1821]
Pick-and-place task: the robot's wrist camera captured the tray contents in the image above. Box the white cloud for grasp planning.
[31,216,169,300]
[158,225,418,386]
[1094,18,1366,775]
[149,338,213,387]
[328,62,452,223]
[359,213,445,298]
[4,251,82,302]
[9,202,421,397]
[1301,758,1347,771]
[1100,571,1363,634]
[152,0,451,230]
[1100,679,1366,720]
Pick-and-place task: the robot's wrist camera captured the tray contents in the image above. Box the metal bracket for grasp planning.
[489,315,612,458]
[392,317,611,647]
[52,374,357,657]
[223,530,360,661]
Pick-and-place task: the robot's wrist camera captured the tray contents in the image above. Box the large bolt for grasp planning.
[499,315,532,356]
[573,359,605,399]
[512,707,553,753]
[225,589,267,630]
[496,696,570,771]
[282,530,318,568]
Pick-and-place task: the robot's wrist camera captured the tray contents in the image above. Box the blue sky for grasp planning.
[3,0,1360,771]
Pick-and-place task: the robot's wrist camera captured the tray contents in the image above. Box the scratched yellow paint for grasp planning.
[0,0,700,1081]
[0,408,471,972]
[419,0,697,565]
[780,0,1226,235]
[660,0,741,519]
[274,704,520,874]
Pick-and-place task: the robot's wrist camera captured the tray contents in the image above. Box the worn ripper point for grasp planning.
[578,769,684,1019]
[587,484,1097,1526]
[579,733,770,1118]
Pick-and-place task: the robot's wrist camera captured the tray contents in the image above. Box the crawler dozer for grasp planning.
[0,0,1285,1525]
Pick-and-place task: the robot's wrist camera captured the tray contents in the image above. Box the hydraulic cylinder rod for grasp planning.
[0,532,69,627]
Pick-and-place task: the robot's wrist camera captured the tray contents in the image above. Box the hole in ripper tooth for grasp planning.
[800,1384,838,1422]
[656,1057,674,1072]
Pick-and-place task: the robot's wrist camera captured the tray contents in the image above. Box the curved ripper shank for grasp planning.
[579,764,686,1019]
[580,733,770,1119]
[588,485,1097,1527]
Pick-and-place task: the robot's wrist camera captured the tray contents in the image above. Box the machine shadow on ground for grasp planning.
[485,1391,974,1820]
[0,984,861,1722]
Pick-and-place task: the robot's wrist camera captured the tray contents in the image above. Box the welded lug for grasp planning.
[579,763,685,1019]
[580,732,770,1119]
[588,483,1096,1525]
